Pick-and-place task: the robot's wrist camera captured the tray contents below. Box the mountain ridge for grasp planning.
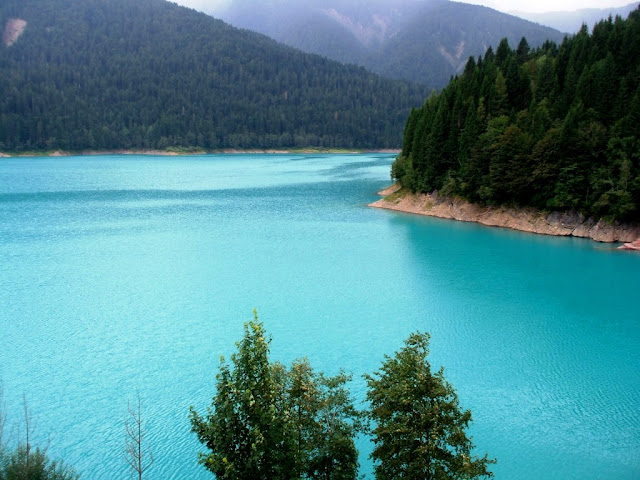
[217,0,565,88]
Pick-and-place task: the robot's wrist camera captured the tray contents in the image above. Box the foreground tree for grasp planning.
[2,446,79,480]
[124,391,153,480]
[190,312,286,479]
[365,332,494,479]
[288,360,361,480]
[0,394,78,480]
[189,310,361,479]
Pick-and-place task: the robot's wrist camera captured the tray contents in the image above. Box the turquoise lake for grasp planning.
[1,153,639,479]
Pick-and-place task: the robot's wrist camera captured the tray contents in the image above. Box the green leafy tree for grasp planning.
[190,311,289,479]
[190,311,361,480]
[2,447,79,480]
[365,332,494,480]
[0,394,78,480]
[289,360,361,480]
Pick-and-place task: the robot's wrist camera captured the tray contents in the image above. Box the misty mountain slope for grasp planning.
[371,2,565,86]
[284,13,370,65]
[511,3,638,33]
[220,0,431,43]
[217,0,564,88]
[0,0,429,151]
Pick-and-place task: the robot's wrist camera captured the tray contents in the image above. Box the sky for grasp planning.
[455,0,636,13]
[172,0,637,15]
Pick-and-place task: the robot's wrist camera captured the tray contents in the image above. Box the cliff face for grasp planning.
[370,186,640,244]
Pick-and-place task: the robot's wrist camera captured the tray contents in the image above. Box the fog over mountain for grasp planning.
[198,0,563,88]
[169,0,632,88]
[456,0,635,14]
[510,2,638,33]
[173,0,636,16]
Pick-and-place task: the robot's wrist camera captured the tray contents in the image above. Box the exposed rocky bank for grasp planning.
[370,185,640,247]
[620,239,640,251]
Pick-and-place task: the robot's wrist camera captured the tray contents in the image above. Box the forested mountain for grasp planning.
[511,3,638,34]
[0,0,429,152]
[216,0,565,88]
[392,8,640,222]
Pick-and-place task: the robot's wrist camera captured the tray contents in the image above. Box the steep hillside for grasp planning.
[217,0,564,88]
[0,0,428,152]
[371,2,565,87]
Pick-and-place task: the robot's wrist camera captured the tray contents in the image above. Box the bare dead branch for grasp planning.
[124,390,154,480]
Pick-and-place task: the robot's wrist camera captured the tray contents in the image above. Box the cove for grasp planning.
[1,154,639,479]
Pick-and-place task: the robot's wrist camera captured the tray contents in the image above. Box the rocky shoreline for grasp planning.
[370,184,640,248]
[620,239,640,251]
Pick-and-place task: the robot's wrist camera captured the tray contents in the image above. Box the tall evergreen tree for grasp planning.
[516,37,531,64]
[495,38,512,68]
[491,71,509,117]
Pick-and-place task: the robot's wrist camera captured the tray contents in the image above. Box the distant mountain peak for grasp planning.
[509,2,638,32]
[217,0,564,88]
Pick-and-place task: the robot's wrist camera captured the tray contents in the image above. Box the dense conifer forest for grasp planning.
[393,7,640,222]
[0,0,428,152]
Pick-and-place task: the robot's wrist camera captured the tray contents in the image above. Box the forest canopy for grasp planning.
[0,0,428,152]
[393,7,640,222]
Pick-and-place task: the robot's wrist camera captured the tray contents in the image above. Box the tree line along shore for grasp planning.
[0,148,401,157]
[389,9,640,243]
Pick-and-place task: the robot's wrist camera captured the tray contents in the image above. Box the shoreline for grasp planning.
[0,148,400,158]
[370,184,640,248]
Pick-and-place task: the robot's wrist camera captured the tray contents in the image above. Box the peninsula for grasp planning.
[384,10,640,251]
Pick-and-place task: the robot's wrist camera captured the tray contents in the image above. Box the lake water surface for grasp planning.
[1,154,639,479]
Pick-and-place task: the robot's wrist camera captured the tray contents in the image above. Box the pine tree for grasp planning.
[459,100,480,168]
[491,71,509,117]
[516,37,531,64]
[495,38,511,68]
